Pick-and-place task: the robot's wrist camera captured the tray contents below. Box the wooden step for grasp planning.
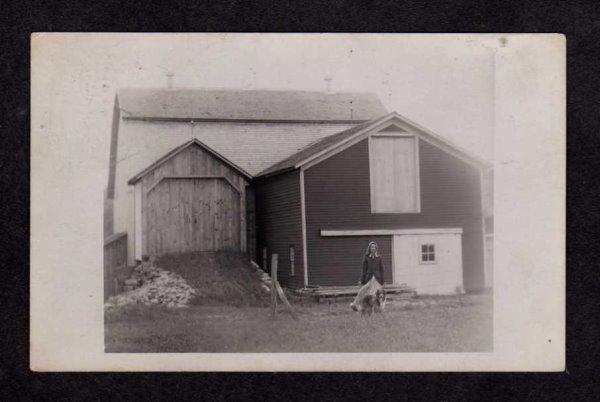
[296,284,416,299]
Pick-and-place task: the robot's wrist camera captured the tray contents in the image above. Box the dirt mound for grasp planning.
[105,261,197,308]
[155,251,271,307]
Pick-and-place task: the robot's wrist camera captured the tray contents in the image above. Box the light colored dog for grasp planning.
[351,288,387,316]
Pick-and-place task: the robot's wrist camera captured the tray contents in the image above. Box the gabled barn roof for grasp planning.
[258,112,492,177]
[117,88,387,122]
[128,138,252,185]
[257,115,390,177]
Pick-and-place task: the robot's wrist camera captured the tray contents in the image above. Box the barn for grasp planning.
[105,88,492,295]
[105,88,387,266]
[255,112,492,293]
[127,139,251,258]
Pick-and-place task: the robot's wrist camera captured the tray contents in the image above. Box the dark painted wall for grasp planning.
[245,186,257,261]
[254,170,304,288]
[304,138,484,291]
[303,234,393,286]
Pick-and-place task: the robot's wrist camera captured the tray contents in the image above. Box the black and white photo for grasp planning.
[30,33,565,370]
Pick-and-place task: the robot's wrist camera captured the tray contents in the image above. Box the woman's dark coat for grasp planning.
[360,255,385,285]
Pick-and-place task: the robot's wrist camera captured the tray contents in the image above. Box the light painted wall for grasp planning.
[113,118,355,265]
[392,232,464,295]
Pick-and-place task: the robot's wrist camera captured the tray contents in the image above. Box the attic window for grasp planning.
[369,135,420,213]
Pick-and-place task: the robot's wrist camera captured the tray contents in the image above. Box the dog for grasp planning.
[352,288,387,317]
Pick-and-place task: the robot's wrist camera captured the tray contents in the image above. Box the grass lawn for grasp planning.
[105,294,492,353]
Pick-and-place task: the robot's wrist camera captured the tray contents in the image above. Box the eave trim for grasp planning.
[320,228,463,237]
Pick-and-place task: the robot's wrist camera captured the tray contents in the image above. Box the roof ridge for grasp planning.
[116,87,379,95]
[115,87,388,124]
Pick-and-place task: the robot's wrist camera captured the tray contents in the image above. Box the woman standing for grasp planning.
[351,241,386,312]
[359,241,385,285]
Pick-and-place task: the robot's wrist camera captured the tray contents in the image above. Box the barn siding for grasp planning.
[111,119,357,265]
[245,187,257,261]
[145,178,241,255]
[254,170,304,289]
[139,144,247,258]
[304,138,484,291]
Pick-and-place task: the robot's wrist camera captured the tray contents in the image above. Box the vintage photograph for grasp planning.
[98,34,495,353]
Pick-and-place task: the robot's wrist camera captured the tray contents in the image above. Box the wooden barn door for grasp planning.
[146,178,241,256]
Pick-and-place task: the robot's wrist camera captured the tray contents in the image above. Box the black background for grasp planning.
[1,0,598,399]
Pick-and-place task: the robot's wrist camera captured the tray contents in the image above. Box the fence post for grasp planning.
[271,253,278,318]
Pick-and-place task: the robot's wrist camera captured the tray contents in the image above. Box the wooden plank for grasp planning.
[299,169,309,287]
[149,183,156,256]
[271,253,278,318]
[275,281,298,319]
[233,182,242,249]
[240,181,246,252]
[297,284,416,297]
[320,228,463,237]
[202,179,212,251]
[103,232,128,300]
[479,169,489,288]
[414,136,422,212]
[213,179,222,249]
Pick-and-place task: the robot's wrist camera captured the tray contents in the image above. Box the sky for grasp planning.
[32,33,498,187]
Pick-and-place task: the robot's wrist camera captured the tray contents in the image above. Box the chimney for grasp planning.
[166,72,174,89]
[324,75,333,93]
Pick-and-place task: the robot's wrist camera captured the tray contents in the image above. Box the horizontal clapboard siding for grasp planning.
[304,138,484,291]
[254,170,304,288]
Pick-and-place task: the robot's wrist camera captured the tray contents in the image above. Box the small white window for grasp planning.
[289,245,295,276]
[420,244,436,264]
[369,135,420,213]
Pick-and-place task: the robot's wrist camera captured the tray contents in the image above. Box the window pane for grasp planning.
[422,244,428,253]
[428,245,434,253]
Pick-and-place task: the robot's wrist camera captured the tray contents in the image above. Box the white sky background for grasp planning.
[33,33,496,189]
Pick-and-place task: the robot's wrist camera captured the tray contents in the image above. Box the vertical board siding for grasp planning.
[103,232,128,301]
[254,170,304,288]
[304,138,484,291]
[370,136,418,213]
[140,144,247,258]
[146,178,240,255]
[103,194,114,238]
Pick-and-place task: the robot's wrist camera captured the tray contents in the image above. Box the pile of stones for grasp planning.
[105,261,197,308]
